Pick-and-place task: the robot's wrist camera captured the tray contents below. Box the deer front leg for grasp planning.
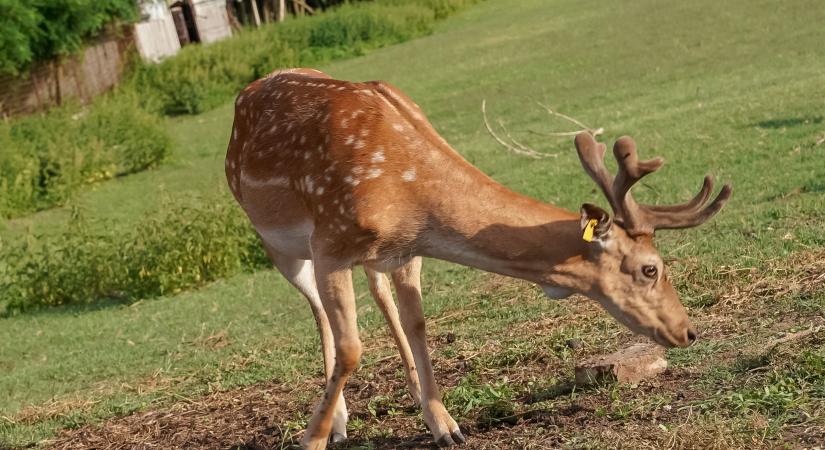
[391,257,465,447]
[301,256,361,450]
[365,268,422,404]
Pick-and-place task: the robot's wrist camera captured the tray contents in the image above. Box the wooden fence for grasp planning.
[0,28,134,119]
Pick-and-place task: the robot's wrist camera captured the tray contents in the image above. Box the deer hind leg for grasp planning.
[391,257,465,447]
[261,244,349,443]
[364,268,422,404]
[301,249,361,450]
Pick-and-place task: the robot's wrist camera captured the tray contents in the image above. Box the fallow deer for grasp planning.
[224,68,731,449]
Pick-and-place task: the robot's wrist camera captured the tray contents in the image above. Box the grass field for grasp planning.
[2,0,824,448]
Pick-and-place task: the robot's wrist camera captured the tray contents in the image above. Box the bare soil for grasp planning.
[47,250,825,449]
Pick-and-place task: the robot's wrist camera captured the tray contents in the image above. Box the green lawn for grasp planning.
[2,0,824,447]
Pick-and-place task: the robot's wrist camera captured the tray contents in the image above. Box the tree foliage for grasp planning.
[0,0,137,76]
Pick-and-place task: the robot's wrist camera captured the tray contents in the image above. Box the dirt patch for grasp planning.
[45,250,824,449]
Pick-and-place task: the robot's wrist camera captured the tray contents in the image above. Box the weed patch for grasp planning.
[0,94,170,218]
[443,376,516,426]
[0,192,266,315]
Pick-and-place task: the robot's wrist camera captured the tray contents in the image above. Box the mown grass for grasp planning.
[1,0,824,447]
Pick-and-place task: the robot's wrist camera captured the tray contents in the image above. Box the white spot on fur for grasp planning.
[316,186,325,195]
[318,204,324,213]
[354,140,366,149]
[343,175,360,186]
[371,150,385,163]
[345,135,355,145]
[352,166,364,174]
[402,168,416,182]
[305,176,314,193]
[300,135,306,144]
[366,168,382,179]
[392,123,405,132]
[360,128,370,137]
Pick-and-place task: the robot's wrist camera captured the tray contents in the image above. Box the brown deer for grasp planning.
[224,68,731,449]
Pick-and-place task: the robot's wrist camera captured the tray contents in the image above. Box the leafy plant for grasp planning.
[0,0,137,76]
[443,376,516,424]
[0,193,268,315]
[0,94,170,218]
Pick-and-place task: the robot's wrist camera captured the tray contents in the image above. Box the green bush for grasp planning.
[127,1,454,115]
[0,193,268,315]
[0,0,137,76]
[0,94,170,217]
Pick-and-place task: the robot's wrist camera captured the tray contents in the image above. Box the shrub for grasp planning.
[0,193,268,315]
[127,1,457,115]
[0,0,137,76]
[0,94,170,217]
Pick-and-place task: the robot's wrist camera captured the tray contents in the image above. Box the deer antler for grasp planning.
[574,133,732,235]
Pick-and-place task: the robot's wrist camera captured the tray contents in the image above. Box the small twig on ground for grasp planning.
[482,100,556,159]
[766,325,823,349]
[815,133,825,146]
[482,99,603,159]
[536,102,604,137]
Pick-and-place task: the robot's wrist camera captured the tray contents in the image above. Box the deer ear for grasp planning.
[580,203,613,243]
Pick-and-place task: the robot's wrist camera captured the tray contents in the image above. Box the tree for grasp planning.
[0,0,137,76]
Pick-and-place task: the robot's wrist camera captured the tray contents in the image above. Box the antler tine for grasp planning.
[643,176,715,213]
[642,183,733,230]
[574,132,624,217]
[574,134,731,234]
[610,136,664,233]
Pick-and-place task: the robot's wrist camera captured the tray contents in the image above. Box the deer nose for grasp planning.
[686,328,698,346]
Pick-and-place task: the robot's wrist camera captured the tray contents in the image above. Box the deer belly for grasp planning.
[256,220,314,260]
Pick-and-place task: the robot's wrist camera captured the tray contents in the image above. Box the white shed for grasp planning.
[191,0,233,44]
[134,0,181,62]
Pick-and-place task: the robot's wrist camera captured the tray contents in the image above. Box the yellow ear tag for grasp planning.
[582,219,598,242]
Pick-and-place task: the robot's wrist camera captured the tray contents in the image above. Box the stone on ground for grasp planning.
[575,343,667,386]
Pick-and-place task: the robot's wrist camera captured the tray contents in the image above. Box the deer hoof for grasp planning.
[451,429,466,444]
[330,432,347,443]
[436,435,456,447]
[436,429,466,447]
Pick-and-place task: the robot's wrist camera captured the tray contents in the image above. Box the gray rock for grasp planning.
[575,343,667,386]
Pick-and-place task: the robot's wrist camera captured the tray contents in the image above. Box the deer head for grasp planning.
[573,132,732,348]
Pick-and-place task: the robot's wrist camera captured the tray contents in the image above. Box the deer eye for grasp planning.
[642,265,658,279]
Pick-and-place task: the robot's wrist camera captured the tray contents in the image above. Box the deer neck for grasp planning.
[418,162,596,292]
